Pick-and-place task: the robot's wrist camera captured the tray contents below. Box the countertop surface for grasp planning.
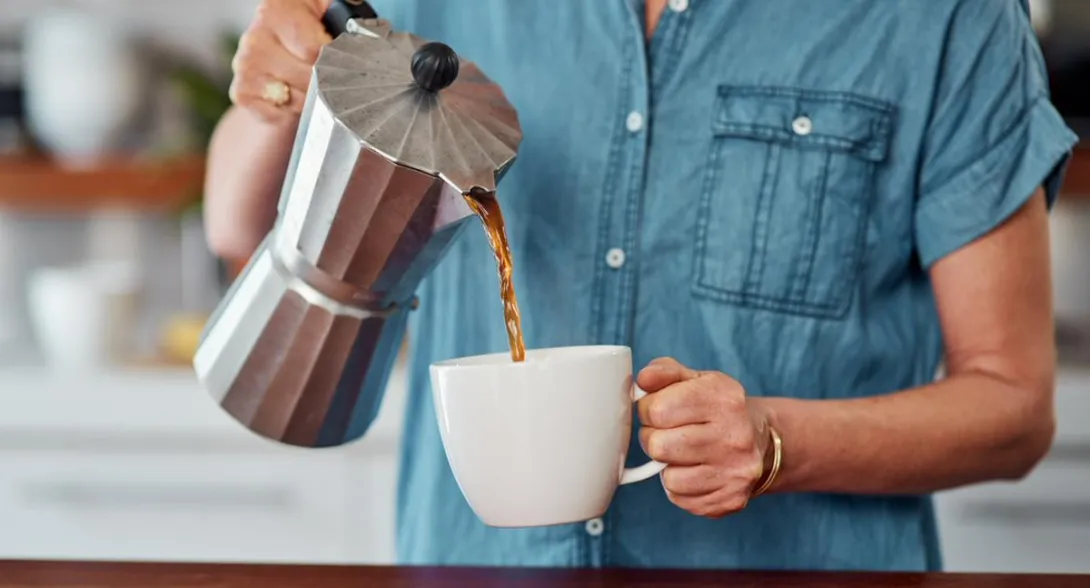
[1,561,1088,588]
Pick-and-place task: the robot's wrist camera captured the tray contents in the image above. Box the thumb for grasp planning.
[637,357,702,392]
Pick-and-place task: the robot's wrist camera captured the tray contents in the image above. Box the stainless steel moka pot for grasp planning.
[194,0,522,448]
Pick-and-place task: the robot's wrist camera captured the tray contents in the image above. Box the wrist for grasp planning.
[751,425,783,497]
[749,399,785,496]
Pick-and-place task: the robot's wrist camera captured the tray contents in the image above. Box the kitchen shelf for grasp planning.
[0,147,1084,213]
[0,153,206,213]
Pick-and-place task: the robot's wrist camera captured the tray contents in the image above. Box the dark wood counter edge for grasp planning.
[1,561,1088,588]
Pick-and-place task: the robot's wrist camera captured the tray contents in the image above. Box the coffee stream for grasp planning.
[464,191,526,363]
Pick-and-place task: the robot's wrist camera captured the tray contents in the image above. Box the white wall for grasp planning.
[0,0,259,68]
[0,0,265,355]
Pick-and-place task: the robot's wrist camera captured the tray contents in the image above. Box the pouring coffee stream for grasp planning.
[464,190,527,363]
[403,39,526,362]
[193,0,524,448]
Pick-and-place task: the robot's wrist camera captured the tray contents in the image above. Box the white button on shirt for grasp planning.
[626,111,644,133]
[605,248,626,269]
[668,0,689,13]
[585,518,605,536]
[792,115,814,136]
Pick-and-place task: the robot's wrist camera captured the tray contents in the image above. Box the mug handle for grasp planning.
[619,385,668,485]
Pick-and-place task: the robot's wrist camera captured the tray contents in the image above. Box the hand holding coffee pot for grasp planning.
[195,0,521,449]
[230,0,373,121]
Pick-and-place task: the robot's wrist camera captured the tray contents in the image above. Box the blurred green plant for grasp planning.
[168,30,240,214]
[171,31,239,146]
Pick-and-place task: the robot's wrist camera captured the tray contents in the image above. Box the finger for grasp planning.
[261,0,334,64]
[637,379,714,429]
[639,425,714,466]
[667,488,749,519]
[235,28,315,97]
[661,465,722,497]
[247,98,293,123]
[230,68,306,119]
[230,74,299,121]
[637,357,702,392]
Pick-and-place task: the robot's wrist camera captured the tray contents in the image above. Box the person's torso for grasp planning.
[361,0,1031,571]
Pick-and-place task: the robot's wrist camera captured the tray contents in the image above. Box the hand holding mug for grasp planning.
[230,0,333,121]
[637,357,776,518]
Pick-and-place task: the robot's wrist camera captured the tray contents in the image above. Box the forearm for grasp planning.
[203,106,298,262]
[757,371,1055,496]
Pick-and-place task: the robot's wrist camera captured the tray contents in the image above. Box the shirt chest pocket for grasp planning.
[693,86,894,319]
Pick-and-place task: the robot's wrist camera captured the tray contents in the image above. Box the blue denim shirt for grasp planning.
[365,0,1078,571]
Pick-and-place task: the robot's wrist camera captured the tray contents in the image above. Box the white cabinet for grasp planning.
[0,453,353,563]
[2,357,1088,571]
[0,356,407,564]
[935,366,1090,574]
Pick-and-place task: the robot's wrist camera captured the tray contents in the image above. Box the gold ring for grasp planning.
[262,80,291,107]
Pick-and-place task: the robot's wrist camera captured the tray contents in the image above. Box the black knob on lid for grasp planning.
[411,42,460,92]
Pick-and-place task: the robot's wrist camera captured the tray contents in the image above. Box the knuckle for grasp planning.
[694,503,719,518]
[694,384,721,410]
[722,495,749,513]
[732,460,762,487]
[706,371,731,386]
[232,36,263,74]
[647,400,671,427]
[728,428,756,451]
[691,373,717,393]
[253,2,275,28]
[706,371,742,393]
[228,80,245,104]
[699,495,747,518]
[231,51,250,75]
[679,382,703,405]
[301,43,322,63]
[661,468,679,492]
[646,431,668,461]
[650,356,675,368]
[717,384,745,408]
[662,467,688,493]
[285,17,304,41]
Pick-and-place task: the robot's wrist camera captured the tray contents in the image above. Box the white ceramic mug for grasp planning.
[430,345,665,527]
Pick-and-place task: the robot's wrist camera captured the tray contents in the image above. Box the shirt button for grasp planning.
[668,0,689,13]
[792,115,813,136]
[625,111,644,133]
[605,248,626,269]
[585,518,605,536]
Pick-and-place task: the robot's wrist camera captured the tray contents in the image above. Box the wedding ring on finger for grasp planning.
[262,80,291,107]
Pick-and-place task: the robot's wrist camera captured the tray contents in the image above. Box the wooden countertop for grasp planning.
[0,561,1087,588]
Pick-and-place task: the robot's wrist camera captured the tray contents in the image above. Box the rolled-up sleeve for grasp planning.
[914,0,1080,269]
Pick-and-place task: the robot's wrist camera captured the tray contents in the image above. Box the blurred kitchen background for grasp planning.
[0,0,1087,573]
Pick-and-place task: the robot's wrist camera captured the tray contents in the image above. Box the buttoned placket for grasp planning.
[584,0,690,569]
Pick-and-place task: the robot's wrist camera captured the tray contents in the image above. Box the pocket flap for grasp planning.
[714,86,894,162]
